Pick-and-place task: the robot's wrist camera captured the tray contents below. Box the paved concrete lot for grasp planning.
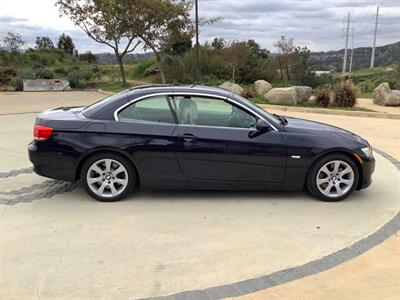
[0,92,399,299]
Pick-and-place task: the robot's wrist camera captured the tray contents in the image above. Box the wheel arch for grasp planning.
[74,147,141,186]
[306,149,363,190]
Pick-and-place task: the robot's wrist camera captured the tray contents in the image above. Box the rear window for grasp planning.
[81,90,129,118]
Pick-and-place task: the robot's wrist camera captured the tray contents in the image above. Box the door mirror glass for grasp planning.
[256,119,273,132]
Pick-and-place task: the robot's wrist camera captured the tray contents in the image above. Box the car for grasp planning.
[28,84,375,202]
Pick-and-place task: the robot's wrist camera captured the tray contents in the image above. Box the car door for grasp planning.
[108,94,181,188]
[171,95,287,183]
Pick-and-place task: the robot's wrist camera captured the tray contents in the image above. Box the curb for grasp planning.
[259,104,400,120]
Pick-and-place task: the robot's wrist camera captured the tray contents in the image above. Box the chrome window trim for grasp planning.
[113,92,278,131]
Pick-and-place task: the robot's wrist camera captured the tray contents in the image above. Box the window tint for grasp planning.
[171,96,257,129]
[118,96,175,124]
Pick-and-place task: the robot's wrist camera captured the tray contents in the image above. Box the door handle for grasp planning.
[177,133,197,141]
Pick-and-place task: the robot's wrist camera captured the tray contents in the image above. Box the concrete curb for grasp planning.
[259,104,400,120]
[97,89,115,96]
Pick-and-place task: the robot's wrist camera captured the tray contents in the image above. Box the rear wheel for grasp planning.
[307,154,359,202]
[81,153,136,202]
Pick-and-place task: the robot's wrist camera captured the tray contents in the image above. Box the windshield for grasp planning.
[231,94,281,127]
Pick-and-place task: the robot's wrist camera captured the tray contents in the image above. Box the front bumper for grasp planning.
[28,142,76,182]
[358,156,375,189]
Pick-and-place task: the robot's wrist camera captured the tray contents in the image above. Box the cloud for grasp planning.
[0,0,399,53]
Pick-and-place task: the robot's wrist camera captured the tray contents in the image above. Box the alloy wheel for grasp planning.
[86,159,129,198]
[316,160,355,198]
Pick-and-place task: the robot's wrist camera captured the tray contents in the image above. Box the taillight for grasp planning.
[34,125,53,141]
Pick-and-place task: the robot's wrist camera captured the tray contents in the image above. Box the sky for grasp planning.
[0,0,399,54]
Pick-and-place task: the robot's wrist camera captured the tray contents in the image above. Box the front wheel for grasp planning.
[307,154,359,202]
[81,153,136,202]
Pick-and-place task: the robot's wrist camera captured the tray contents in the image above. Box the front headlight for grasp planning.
[361,146,373,158]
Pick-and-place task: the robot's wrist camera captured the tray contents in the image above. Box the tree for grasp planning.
[3,32,24,52]
[35,36,54,49]
[125,0,195,83]
[222,41,254,83]
[79,51,97,63]
[211,37,225,51]
[57,33,75,54]
[246,39,269,59]
[56,1,141,85]
[291,46,317,87]
[274,36,296,85]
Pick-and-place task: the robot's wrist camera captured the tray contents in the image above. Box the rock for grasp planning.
[372,82,400,106]
[265,86,312,105]
[219,81,244,96]
[293,86,312,104]
[254,80,272,96]
[265,87,298,105]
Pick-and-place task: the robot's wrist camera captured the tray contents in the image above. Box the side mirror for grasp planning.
[256,119,273,132]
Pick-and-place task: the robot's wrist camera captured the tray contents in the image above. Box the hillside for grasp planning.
[94,52,154,64]
[309,41,400,71]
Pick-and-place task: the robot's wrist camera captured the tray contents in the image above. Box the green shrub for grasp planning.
[54,66,67,76]
[333,80,356,107]
[34,68,54,79]
[80,68,95,82]
[10,77,23,91]
[32,62,45,70]
[67,71,82,87]
[315,89,331,107]
[128,58,156,79]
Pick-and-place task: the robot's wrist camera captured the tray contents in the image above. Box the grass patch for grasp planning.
[357,91,373,98]
[98,81,133,93]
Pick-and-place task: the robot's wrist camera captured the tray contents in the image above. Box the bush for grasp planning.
[10,77,23,91]
[32,62,45,70]
[333,80,356,107]
[34,68,54,79]
[315,89,331,107]
[54,66,67,76]
[0,66,17,84]
[67,70,82,88]
[128,58,156,79]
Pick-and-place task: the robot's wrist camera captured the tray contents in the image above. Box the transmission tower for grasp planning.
[370,6,380,68]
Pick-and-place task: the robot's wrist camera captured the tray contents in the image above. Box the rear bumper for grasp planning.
[359,156,375,189]
[28,142,76,182]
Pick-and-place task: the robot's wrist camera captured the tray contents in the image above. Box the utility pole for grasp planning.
[195,0,200,81]
[349,28,354,73]
[342,12,351,73]
[370,6,380,69]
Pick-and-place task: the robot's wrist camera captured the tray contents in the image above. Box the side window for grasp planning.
[118,96,175,124]
[171,96,257,129]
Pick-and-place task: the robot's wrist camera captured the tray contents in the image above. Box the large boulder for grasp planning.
[265,87,298,105]
[294,86,312,104]
[265,86,312,105]
[219,81,244,96]
[254,80,272,96]
[373,82,400,106]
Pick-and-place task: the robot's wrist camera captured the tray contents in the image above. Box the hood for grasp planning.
[284,116,356,138]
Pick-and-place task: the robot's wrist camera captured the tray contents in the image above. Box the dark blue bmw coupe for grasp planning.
[28,85,375,202]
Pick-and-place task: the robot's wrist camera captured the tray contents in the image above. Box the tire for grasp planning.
[307,154,359,202]
[81,152,136,202]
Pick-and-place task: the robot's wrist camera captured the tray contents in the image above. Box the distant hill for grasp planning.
[309,41,400,71]
[94,52,154,64]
